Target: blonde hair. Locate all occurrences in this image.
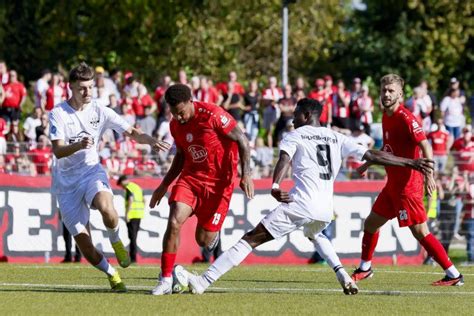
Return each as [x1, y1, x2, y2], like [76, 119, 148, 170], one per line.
[380, 74, 404, 88]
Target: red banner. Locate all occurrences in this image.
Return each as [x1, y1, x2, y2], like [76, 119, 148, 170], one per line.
[0, 174, 422, 265]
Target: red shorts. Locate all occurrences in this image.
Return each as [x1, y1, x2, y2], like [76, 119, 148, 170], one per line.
[169, 177, 234, 232]
[372, 188, 427, 227]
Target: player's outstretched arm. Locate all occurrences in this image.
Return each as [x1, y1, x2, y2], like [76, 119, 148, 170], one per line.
[149, 147, 185, 208]
[225, 126, 254, 199]
[361, 149, 434, 176]
[271, 150, 292, 203]
[51, 137, 94, 159]
[418, 139, 436, 196]
[124, 127, 171, 152]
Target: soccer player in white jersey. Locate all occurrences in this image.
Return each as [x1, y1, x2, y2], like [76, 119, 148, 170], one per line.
[182, 98, 434, 295]
[49, 62, 170, 292]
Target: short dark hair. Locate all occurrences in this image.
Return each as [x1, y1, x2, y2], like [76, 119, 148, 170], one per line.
[69, 62, 95, 83]
[165, 84, 192, 107]
[117, 175, 128, 186]
[296, 98, 322, 117]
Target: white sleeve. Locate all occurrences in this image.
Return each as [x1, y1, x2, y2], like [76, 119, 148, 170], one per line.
[103, 107, 131, 134]
[340, 134, 368, 160]
[278, 132, 298, 159]
[49, 111, 65, 141]
[440, 97, 448, 112]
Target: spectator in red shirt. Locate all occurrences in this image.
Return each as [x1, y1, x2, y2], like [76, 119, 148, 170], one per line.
[216, 71, 245, 103]
[0, 116, 7, 154]
[45, 73, 65, 111]
[1, 70, 27, 123]
[136, 154, 160, 177]
[308, 78, 330, 125]
[195, 76, 219, 104]
[154, 75, 171, 112]
[28, 135, 52, 175]
[427, 118, 452, 173]
[355, 85, 374, 136]
[329, 80, 351, 130]
[132, 85, 156, 119]
[451, 126, 474, 175]
[349, 77, 362, 130]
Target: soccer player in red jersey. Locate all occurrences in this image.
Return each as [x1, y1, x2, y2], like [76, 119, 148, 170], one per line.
[149, 84, 254, 295]
[352, 74, 463, 286]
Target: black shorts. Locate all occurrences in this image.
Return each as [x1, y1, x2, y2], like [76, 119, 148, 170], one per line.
[0, 107, 21, 122]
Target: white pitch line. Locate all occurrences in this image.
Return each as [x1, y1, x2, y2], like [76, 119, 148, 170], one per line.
[0, 282, 473, 296]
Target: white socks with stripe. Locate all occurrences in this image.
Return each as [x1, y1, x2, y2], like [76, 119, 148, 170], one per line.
[94, 255, 116, 277]
[201, 239, 253, 287]
[107, 225, 120, 244]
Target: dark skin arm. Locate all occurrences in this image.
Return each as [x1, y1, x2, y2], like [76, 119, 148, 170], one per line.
[270, 150, 293, 203]
[357, 149, 434, 178]
[225, 125, 254, 199]
[149, 147, 185, 208]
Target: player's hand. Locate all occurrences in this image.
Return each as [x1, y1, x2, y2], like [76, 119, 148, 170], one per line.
[80, 136, 94, 149]
[149, 184, 167, 208]
[240, 174, 254, 199]
[151, 140, 171, 152]
[271, 188, 293, 203]
[425, 174, 436, 197]
[412, 158, 434, 176]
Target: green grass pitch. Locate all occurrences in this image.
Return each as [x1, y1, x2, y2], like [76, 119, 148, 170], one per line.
[1, 263, 474, 315]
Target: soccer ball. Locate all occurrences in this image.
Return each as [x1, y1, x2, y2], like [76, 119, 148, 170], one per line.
[172, 265, 189, 294]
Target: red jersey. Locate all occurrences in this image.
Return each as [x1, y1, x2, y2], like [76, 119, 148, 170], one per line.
[2, 82, 26, 108]
[382, 105, 426, 196]
[216, 82, 245, 96]
[170, 102, 238, 185]
[29, 147, 52, 174]
[427, 130, 449, 156]
[307, 89, 330, 123]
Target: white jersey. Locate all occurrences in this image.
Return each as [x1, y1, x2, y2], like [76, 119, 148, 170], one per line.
[279, 125, 367, 222]
[49, 100, 131, 193]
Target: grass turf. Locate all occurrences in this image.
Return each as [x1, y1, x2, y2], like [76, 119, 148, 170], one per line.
[1, 263, 474, 315]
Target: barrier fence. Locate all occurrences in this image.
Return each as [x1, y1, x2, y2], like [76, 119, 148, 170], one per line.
[0, 175, 424, 265]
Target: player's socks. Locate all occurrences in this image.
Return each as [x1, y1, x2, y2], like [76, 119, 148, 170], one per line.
[106, 225, 120, 244]
[202, 239, 252, 286]
[313, 233, 342, 268]
[360, 230, 379, 269]
[420, 233, 458, 275]
[94, 255, 116, 277]
[161, 252, 176, 278]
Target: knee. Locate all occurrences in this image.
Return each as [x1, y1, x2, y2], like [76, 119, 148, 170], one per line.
[168, 217, 183, 234]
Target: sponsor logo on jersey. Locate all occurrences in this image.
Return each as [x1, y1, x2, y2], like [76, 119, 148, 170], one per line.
[186, 133, 193, 143]
[50, 125, 57, 136]
[412, 120, 423, 134]
[68, 131, 94, 145]
[300, 134, 337, 143]
[188, 145, 208, 163]
[220, 115, 230, 128]
[90, 114, 100, 129]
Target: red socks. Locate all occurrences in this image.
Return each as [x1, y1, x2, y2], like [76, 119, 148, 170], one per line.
[361, 231, 379, 261]
[420, 233, 452, 269]
[161, 252, 176, 277]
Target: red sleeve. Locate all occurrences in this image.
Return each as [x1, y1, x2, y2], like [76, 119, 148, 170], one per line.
[210, 106, 237, 135]
[406, 115, 426, 144]
[141, 94, 154, 107]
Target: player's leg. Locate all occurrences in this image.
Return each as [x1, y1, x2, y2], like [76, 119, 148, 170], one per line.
[187, 204, 302, 294]
[410, 222, 463, 286]
[311, 233, 358, 294]
[152, 201, 193, 295]
[352, 191, 392, 281]
[92, 190, 130, 268]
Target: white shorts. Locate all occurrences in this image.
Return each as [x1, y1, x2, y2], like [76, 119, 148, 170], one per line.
[261, 203, 329, 240]
[57, 168, 112, 236]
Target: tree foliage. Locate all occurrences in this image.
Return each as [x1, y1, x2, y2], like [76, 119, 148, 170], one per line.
[0, 0, 472, 94]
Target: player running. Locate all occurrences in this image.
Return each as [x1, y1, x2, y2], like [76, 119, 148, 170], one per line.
[149, 84, 254, 295]
[181, 98, 434, 295]
[49, 62, 170, 292]
[351, 74, 463, 286]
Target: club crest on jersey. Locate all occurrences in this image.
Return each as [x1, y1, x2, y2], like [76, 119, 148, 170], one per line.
[89, 114, 100, 129]
[383, 144, 393, 153]
[186, 133, 193, 142]
[188, 145, 207, 163]
[220, 115, 230, 127]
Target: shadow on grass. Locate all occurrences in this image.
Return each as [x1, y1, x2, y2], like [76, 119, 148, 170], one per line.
[0, 287, 149, 295]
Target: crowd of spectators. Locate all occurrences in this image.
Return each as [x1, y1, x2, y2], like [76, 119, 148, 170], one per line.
[0, 60, 472, 181]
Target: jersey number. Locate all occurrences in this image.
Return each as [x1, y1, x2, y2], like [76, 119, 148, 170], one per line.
[212, 213, 221, 225]
[316, 144, 332, 180]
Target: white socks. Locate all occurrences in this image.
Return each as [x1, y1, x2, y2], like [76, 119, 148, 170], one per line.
[313, 234, 342, 269]
[107, 225, 120, 244]
[446, 265, 461, 278]
[360, 260, 372, 271]
[94, 255, 116, 277]
[202, 239, 253, 287]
